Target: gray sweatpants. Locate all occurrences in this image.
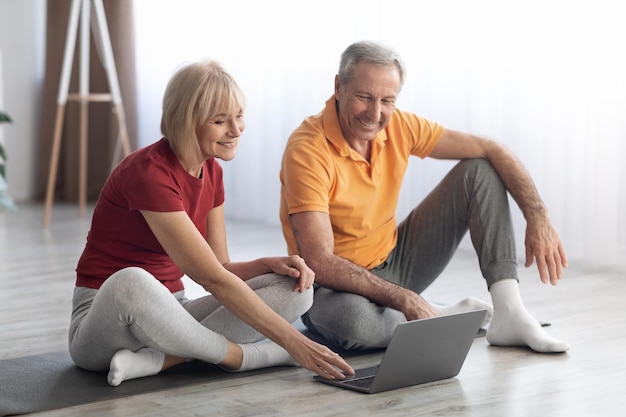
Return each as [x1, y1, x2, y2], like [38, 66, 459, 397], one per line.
[302, 159, 518, 350]
[69, 267, 312, 371]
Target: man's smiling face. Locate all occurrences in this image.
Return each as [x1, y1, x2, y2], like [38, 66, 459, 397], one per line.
[334, 61, 401, 147]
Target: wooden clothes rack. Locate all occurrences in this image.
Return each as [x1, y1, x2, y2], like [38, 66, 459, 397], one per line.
[43, 0, 131, 226]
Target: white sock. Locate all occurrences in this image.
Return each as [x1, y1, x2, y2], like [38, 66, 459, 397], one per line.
[235, 342, 299, 372]
[107, 348, 165, 387]
[486, 279, 570, 353]
[431, 296, 494, 328]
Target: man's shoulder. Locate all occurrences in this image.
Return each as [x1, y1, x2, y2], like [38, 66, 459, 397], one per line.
[389, 108, 423, 127]
[389, 108, 442, 131]
[287, 112, 328, 149]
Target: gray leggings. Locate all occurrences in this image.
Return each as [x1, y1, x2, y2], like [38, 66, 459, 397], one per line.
[69, 267, 312, 371]
[302, 159, 518, 350]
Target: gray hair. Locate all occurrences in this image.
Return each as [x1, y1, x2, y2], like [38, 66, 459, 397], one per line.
[337, 40, 406, 88]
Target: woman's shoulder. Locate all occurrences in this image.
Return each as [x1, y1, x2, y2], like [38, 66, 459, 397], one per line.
[116, 138, 173, 172]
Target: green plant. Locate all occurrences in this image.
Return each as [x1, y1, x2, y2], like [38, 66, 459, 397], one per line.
[0, 110, 17, 212]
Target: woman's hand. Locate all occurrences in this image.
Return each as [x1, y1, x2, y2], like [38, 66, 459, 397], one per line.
[286, 334, 355, 380]
[263, 255, 315, 293]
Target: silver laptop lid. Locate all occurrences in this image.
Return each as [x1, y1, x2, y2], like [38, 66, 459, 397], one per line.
[368, 309, 486, 393]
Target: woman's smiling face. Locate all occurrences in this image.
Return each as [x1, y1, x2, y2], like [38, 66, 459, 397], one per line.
[195, 108, 245, 162]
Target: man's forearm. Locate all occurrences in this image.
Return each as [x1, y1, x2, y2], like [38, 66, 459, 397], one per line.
[314, 254, 435, 320]
[289, 211, 437, 319]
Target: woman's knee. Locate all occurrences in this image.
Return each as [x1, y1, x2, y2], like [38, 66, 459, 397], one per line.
[281, 280, 314, 319]
[100, 267, 158, 294]
[250, 273, 313, 317]
[96, 267, 175, 317]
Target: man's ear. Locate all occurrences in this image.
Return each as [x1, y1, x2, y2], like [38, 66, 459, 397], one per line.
[334, 75, 341, 98]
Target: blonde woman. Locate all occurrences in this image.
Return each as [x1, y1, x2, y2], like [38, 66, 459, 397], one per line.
[69, 60, 353, 386]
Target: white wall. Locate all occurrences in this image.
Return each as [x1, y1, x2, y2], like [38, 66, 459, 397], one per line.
[0, 0, 46, 203]
[0, 0, 624, 267]
[132, 0, 626, 267]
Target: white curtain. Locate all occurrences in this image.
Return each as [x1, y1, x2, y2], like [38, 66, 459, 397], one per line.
[133, 0, 625, 268]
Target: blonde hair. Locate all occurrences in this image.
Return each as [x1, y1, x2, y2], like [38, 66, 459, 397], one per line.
[160, 60, 246, 162]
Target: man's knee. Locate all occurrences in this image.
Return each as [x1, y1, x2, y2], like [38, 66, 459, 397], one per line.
[458, 158, 502, 184]
[305, 291, 400, 350]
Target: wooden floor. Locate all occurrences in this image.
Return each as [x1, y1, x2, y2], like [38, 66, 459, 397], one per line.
[1, 203, 625, 416]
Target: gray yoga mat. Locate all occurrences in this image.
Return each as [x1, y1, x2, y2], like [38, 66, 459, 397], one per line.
[0, 351, 270, 416]
[0, 318, 364, 416]
[0, 330, 364, 416]
[0, 323, 544, 416]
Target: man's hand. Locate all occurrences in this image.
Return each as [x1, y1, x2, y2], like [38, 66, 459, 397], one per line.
[399, 289, 440, 321]
[525, 216, 568, 285]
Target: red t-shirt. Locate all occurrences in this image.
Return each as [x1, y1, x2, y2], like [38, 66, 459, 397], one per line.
[75, 138, 225, 292]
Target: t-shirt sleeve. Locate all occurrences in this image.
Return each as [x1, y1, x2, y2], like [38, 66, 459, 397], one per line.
[397, 111, 444, 158]
[282, 139, 331, 215]
[112, 161, 186, 213]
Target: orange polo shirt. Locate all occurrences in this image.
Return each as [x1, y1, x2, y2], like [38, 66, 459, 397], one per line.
[280, 96, 444, 269]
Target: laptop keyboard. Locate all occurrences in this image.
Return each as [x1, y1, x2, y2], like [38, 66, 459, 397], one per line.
[345, 376, 375, 388]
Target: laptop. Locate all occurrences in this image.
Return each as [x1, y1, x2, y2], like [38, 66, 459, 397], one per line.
[313, 309, 487, 394]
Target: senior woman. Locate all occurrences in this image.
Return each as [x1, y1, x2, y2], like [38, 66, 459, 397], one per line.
[68, 60, 353, 386]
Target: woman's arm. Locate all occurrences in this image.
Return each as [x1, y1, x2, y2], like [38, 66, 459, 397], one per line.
[141, 209, 351, 378]
[205, 205, 314, 292]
